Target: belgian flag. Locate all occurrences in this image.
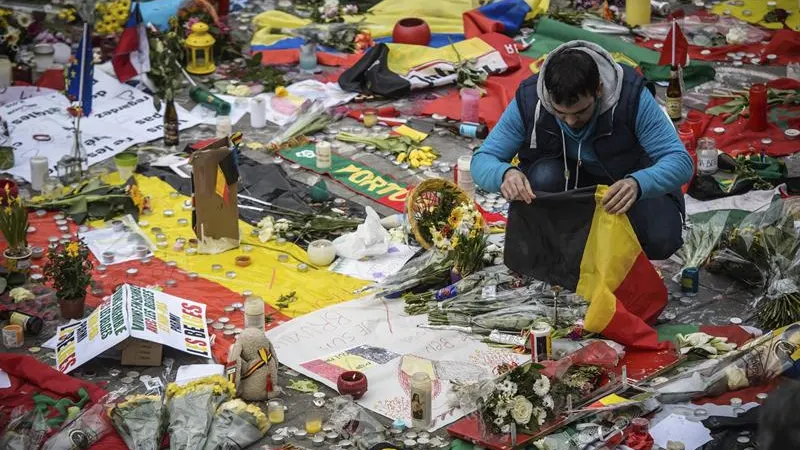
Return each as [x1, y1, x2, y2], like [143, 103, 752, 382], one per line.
[504, 186, 669, 350]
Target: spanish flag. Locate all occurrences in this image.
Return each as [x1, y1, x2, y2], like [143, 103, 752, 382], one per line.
[504, 186, 669, 350]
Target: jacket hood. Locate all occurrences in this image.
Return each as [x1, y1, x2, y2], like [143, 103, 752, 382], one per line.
[536, 40, 623, 118]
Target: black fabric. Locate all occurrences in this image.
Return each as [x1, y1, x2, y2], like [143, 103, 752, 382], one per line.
[503, 187, 597, 289]
[515, 65, 653, 183]
[701, 406, 760, 450]
[524, 157, 684, 260]
[141, 155, 365, 227]
[337, 43, 411, 98]
[218, 151, 239, 186]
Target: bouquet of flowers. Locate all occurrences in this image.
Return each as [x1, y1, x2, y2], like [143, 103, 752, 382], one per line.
[431, 202, 487, 279]
[361, 249, 453, 296]
[336, 133, 440, 169]
[676, 211, 730, 271]
[202, 399, 270, 450]
[480, 364, 556, 434]
[709, 198, 800, 329]
[165, 376, 235, 450]
[403, 266, 516, 315]
[108, 394, 165, 450]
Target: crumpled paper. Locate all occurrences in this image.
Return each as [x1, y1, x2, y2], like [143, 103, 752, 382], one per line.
[333, 207, 389, 259]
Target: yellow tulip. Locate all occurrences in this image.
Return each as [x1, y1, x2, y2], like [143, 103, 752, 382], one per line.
[396, 153, 406, 163]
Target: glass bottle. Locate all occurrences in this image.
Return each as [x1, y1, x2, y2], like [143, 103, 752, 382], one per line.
[697, 137, 718, 175]
[164, 98, 180, 147]
[666, 65, 682, 122]
[299, 42, 318, 71]
[0, 309, 44, 335]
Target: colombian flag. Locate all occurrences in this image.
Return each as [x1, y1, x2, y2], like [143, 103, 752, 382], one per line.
[504, 186, 668, 350]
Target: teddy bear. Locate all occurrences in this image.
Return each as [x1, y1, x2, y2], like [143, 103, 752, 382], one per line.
[227, 328, 280, 401]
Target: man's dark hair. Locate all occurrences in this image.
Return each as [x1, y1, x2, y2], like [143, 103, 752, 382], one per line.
[543, 49, 600, 107]
[759, 380, 800, 449]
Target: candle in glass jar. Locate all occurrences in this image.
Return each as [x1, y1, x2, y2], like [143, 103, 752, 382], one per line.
[307, 239, 336, 266]
[362, 109, 378, 128]
[315, 141, 332, 169]
[697, 137, 718, 175]
[268, 400, 285, 424]
[305, 409, 323, 434]
[244, 296, 265, 330]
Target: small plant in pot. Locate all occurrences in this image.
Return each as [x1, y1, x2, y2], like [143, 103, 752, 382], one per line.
[44, 239, 93, 320]
[0, 180, 31, 286]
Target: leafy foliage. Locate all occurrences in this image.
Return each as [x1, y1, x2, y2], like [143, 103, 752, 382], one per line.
[147, 18, 185, 109]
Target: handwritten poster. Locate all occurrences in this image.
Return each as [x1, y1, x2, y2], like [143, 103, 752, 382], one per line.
[266, 295, 528, 431]
[56, 284, 211, 373]
[0, 70, 202, 181]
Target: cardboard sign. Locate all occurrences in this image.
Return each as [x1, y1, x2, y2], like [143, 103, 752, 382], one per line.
[190, 138, 240, 248]
[55, 284, 211, 373]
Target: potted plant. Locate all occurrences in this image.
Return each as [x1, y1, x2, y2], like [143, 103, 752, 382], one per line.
[0, 179, 31, 285]
[44, 239, 93, 319]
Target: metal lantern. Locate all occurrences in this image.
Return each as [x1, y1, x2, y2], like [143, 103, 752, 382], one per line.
[185, 22, 216, 75]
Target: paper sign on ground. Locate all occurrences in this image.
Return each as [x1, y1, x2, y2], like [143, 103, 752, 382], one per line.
[650, 414, 713, 450]
[0, 70, 202, 181]
[264, 80, 357, 126]
[329, 244, 417, 282]
[56, 284, 211, 373]
[265, 295, 528, 431]
[79, 215, 154, 265]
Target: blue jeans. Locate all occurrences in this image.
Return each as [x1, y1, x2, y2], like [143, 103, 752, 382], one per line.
[525, 158, 684, 260]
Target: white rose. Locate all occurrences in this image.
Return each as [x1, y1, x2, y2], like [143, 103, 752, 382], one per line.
[533, 376, 550, 396]
[258, 226, 273, 243]
[510, 395, 533, 425]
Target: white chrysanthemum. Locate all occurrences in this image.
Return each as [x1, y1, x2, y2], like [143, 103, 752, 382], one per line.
[494, 417, 504, 426]
[500, 380, 518, 396]
[532, 406, 547, 426]
[533, 376, 550, 396]
[542, 395, 554, 410]
[494, 403, 508, 418]
[510, 395, 533, 425]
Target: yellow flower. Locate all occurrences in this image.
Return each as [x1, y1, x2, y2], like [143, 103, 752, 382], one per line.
[448, 207, 464, 228]
[0, 9, 11, 17]
[275, 86, 288, 97]
[450, 235, 459, 249]
[65, 241, 80, 258]
[3, 206, 10, 215]
[396, 153, 406, 163]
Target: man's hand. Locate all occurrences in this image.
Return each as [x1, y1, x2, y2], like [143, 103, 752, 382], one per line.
[501, 169, 535, 204]
[603, 178, 639, 214]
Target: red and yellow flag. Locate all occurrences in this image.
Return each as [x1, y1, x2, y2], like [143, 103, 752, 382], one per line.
[504, 186, 668, 350]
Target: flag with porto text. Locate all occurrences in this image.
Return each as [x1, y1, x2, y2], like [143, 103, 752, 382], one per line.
[504, 186, 669, 350]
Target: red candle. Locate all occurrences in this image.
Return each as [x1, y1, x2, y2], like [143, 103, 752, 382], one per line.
[686, 110, 704, 142]
[217, 0, 230, 16]
[748, 83, 768, 132]
[678, 124, 696, 152]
